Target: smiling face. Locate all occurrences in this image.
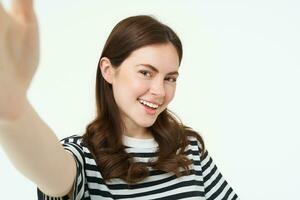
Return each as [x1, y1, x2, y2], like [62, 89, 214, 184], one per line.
[100, 43, 180, 138]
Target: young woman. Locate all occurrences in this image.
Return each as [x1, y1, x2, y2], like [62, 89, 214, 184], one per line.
[0, 1, 239, 199]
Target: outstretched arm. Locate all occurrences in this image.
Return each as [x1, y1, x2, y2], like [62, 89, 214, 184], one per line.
[0, 0, 76, 197]
[0, 0, 38, 121]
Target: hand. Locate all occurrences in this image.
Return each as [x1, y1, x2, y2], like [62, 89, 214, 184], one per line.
[0, 0, 39, 121]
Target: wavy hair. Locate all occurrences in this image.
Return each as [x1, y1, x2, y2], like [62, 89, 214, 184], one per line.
[82, 15, 205, 184]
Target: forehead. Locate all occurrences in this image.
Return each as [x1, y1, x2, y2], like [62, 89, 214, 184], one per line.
[122, 43, 180, 72]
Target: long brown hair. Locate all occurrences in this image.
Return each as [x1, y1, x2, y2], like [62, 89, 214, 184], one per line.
[82, 15, 205, 184]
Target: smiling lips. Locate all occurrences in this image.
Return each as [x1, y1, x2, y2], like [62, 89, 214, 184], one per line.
[138, 98, 161, 109]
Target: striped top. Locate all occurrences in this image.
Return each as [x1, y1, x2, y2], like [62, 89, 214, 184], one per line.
[37, 134, 239, 200]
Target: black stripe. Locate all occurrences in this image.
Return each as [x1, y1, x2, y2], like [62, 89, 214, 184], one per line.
[128, 152, 158, 157]
[86, 175, 105, 184]
[222, 187, 233, 200]
[207, 180, 227, 200]
[204, 164, 217, 182]
[112, 180, 204, 199]
[189, 140, 198, 146]
[232, 193, 239, 200]
[36, 188, 44, 200]
[84, 152, 94, 159]
[88, 189, 114, 198]
[202, 155, 212, 172]
[153, 191, 205, 200]
[205, 172, 222, 193]
[126, 148, 200, 158]
[107, 169, 203, 190]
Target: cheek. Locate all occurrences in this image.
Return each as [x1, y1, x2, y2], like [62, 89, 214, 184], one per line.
[165, 85, 176, 103]
[116, 73, 141, 92]
[131, 79, 149, 94]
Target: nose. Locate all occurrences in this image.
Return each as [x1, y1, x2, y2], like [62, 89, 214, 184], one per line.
[150, 78, 165, 97]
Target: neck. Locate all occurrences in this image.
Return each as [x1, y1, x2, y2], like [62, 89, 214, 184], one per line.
[124, 129, 153, 139]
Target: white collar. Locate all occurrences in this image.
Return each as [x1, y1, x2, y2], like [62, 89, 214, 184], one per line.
[122, 134, 158, 148]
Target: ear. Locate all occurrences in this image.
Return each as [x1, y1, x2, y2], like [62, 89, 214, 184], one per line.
[99, 57, 115, 84]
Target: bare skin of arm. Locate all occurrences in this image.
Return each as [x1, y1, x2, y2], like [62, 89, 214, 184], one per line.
[0, 0, 76, 197]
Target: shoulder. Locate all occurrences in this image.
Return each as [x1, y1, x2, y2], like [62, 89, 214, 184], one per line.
[60, 134, 83, 144]
[59, 134, 86, 161]
[187, 135, 204, 151]
[59, 134, 94, 162]
[60, 134, 83, 149]
[182, 125, 206, 153]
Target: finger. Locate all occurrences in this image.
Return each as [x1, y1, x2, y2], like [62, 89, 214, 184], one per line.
[0, 2, 4, 13]
[12, 0, 34, 12]
[0, 3, 8, 34]
[0, 2, 8, 20]
[10, 0, 36, 23]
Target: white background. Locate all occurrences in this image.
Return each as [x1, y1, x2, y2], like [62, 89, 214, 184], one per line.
[0, 0, 299, 199]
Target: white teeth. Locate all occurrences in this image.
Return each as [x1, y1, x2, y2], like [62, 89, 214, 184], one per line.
[138, 99, 159, 109]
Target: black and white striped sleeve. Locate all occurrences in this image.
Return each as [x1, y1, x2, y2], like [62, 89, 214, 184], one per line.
[200, 149, 239, 200]
[37, 135, 86, 200]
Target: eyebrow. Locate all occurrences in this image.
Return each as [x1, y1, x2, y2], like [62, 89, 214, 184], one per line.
[136, 64, 179, 76]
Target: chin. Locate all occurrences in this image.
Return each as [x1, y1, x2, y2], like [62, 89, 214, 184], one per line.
[137, 119, 157, 128]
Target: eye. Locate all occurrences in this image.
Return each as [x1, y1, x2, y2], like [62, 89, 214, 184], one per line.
[139, 70, 151, 77]
[165, 76, 177, 83]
